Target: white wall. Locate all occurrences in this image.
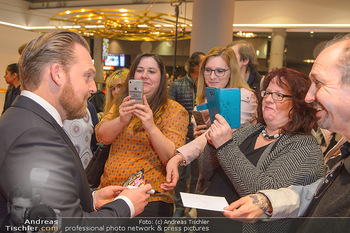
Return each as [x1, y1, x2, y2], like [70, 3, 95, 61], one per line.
[234, 0, 350, 25]
[0, 25, 40, 114]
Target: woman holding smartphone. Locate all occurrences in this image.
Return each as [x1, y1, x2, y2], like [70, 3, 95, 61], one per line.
[95, 53, 188, 217]
[198, 68, 324, 232]
[162, 46, 257, 191]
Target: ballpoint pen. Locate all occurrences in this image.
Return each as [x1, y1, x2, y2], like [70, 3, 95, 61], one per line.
[126, 185, 160, 194]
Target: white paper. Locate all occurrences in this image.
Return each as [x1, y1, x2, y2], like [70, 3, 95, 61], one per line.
[180, 192, 229, 212]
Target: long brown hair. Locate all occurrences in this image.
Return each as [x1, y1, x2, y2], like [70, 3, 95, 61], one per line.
[112, 53, 168, 132]
[196, 46, 251, 105]
[257, 67, 316, 134]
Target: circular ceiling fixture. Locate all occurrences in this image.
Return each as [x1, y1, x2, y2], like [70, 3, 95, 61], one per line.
[234, 31, 257, 38]
[50, 8, 192, 41]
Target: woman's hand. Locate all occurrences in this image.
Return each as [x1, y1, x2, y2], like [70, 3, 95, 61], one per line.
[206, 114, 233, 148]
[161, 153, 183, 191]
[132, 95, 155, 132]
[194, 124, 208, 138]
[119, 96, 136, 124]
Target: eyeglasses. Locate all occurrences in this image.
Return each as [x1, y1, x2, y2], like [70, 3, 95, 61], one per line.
[261, 91, 292, 101]
[203, 68, 229, 77]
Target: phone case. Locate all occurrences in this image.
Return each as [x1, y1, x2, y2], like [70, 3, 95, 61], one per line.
[192, 111, 206, 126]
[205, 87, 241, 129]
[129, 80, 143, 104]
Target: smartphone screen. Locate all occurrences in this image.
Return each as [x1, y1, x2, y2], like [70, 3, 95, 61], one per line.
[129, 80, 143, 104]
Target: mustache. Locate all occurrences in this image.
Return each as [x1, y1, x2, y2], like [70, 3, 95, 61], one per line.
[310, 101, 324, 111]
[311, 101, 320, 107]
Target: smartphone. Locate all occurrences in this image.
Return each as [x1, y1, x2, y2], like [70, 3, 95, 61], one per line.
[129, 80, 143, 104]
[193, 110, 206, 126]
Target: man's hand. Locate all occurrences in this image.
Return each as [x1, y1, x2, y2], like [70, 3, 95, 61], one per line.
[222, 194, 272, 223]
[94, 186, 127, 210]
[119, 184, 152, 217]
[160, 153, 183, 191]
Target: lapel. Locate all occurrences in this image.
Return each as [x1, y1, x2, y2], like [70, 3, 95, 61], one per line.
[13, 96, 94, 210]
[13, 96, 80, 160]
[256, 135, 283, 169]
[233, 124, 281, 168]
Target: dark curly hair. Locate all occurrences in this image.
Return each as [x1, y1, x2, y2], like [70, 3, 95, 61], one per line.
[257, 67, 316, 135]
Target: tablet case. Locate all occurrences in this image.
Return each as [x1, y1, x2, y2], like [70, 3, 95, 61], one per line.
[196, 88, 241, 129]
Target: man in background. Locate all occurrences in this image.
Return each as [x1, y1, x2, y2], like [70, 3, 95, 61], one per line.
[168, 51, 205, 217]
[227, 40, 262, 95]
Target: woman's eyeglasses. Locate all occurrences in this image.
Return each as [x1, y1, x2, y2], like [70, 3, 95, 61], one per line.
[203, 68, 229, 77]
[261, 91, 292, 101]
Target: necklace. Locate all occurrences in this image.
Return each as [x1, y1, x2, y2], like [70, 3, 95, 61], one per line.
[261, 126, 282, 139]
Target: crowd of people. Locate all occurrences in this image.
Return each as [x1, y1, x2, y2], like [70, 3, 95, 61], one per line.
[1, 30, 350, 233]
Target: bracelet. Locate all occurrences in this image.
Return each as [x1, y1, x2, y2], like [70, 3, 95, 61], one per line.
[176, 152, 186, 166]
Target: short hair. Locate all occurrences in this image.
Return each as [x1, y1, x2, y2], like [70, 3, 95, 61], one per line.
[257, 67, 316, 135]
[18, 31, 90, 91]
[8, 184, 35, 205]
[196, 46, 251, 105]
[324, 33, 350, 85]
[185, 51, 205, 74]
[112, 53, 168, 132]
[104, 68, 129, 114]
[7, 63, 19, 75]
[227, 40, 259, 72]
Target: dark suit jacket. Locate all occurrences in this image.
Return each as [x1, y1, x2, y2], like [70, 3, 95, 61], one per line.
[0, 95, 130, 218]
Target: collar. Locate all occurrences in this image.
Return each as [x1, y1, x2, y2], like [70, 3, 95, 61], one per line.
[186, 74, 195, 85]
[21, 90, 63, 127]
[340, 141, 350, 173]
[340, 141, 350, 158]
[246, 71, 255, 86]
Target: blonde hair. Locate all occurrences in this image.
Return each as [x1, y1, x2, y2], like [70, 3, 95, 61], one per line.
[104, 68, 129, 114]
[196, 46, 252, 105]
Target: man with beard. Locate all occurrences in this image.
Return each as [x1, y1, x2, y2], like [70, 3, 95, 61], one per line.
[0, 31, 151, 220]
[221, 34, 350, 231]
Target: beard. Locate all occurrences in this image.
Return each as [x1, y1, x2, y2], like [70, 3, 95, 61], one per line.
[316, 111, 332, 130]
[59, 76, 87, 120]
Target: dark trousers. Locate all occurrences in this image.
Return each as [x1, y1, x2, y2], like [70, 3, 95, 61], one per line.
[137, 201, 173, 218]
[173, 159, 199, 216]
